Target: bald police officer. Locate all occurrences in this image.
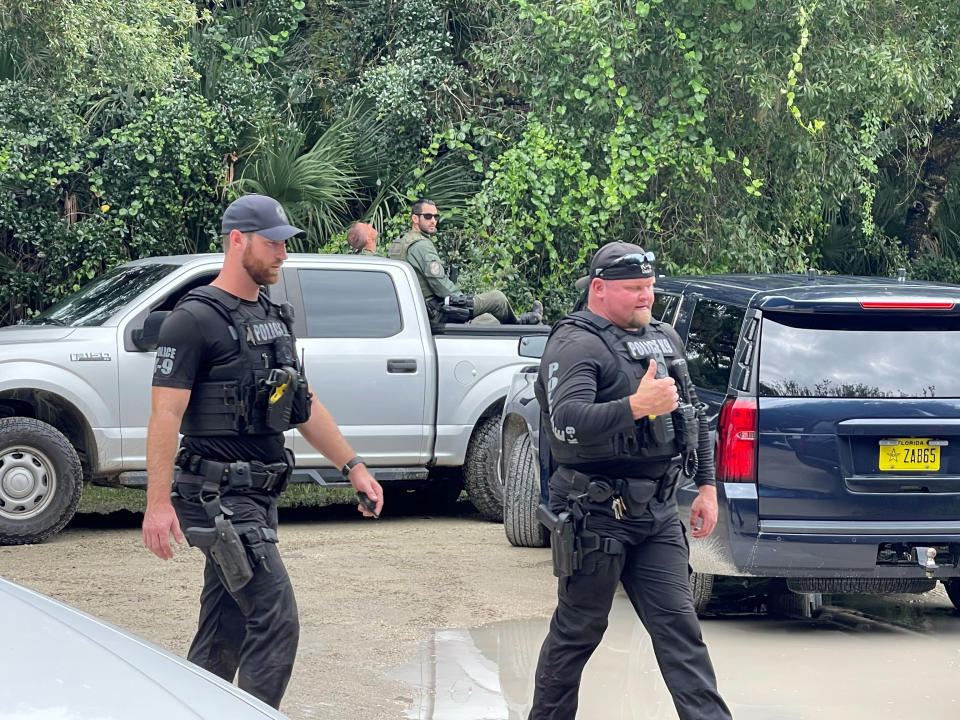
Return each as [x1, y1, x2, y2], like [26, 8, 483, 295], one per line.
[387, 198, 542, 327]
[528, 242, 731, 720]
[346, 221, 378, 255]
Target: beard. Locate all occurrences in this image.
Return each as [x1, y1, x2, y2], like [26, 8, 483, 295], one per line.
[241, 243, 280, 285]
[624, 307, 651, 330]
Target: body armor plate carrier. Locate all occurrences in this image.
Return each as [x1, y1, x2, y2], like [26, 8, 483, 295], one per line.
[178, 286, 312, 436]
[542, 311, 688, 467]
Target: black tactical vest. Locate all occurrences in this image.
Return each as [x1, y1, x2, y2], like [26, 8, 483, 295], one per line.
[178, 286, 311, 436]
[541, 311, 684, 468]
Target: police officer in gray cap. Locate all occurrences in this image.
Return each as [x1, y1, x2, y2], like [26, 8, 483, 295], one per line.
[529, 242, 731, 720]
[142, 194, 384, 709]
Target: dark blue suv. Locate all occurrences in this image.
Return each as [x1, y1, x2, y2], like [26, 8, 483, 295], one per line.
[500, 273, 960, 614]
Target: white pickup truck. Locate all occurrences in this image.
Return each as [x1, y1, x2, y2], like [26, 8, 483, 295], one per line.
[0, 253, 549, 544]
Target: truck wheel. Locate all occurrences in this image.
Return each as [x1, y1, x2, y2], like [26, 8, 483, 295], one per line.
[463, 416, 503, 521]
[504, 433, 548, 548]
[690, 571, 714, 615]
[0, 417, 83, 545]
[943, 579, 960, 610]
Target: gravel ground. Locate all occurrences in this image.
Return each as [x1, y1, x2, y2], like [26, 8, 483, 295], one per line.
[0, 501, 558, 719]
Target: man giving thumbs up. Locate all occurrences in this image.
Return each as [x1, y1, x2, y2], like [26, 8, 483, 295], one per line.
[528, 242, 730, 720]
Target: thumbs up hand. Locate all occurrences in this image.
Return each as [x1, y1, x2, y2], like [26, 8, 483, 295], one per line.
[628, 359, 679, 419]
[644, 358, 658, 380]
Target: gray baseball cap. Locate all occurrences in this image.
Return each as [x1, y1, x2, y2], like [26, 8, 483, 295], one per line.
[221, 194, 304, 242]
[575, 242, 656, 289]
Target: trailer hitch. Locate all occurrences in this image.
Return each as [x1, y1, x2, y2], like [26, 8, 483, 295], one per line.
[911, 546, 938, 579]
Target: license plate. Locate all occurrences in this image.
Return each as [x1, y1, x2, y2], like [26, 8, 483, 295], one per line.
[878, 438, 940, 471]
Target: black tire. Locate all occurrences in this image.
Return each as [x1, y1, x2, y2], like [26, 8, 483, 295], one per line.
[504, 433, 548, 548]
[788, 577, 936, 594]
[0, 417, 83, 545]
[943, 579, 960, 610]
[463, 416, 504, 521]
[690, 571, 714, 615]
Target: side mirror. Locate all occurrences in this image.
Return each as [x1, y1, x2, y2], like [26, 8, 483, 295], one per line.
[518, 334, 548, 359]
[131, 310, 169, 352]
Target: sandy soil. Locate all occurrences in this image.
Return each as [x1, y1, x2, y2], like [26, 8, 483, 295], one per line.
[0, 502, 558, 720]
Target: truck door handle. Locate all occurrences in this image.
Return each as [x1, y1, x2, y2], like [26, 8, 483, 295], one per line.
[387, 359, 418, 373]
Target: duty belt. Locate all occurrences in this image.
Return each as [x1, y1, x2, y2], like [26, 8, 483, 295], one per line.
[568, 464, 680, 505]
[176, 449, 290, 493]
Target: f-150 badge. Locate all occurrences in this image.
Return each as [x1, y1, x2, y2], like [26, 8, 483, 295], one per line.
[70, 352, 112, 362]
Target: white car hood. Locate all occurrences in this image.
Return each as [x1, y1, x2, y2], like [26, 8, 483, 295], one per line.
[0, 579, 288, 720]
[0, 326, 77, 345]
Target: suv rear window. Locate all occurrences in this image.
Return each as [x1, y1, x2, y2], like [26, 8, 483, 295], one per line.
[759, 312, 960, 398]
[686, 300, 745, 393]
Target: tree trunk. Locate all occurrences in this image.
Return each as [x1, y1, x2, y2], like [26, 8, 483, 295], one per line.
[903, 114, 960, 259]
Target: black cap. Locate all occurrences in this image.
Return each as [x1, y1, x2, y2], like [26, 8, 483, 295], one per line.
[221, 194, 304, 242]
[575, 242, 655, 289]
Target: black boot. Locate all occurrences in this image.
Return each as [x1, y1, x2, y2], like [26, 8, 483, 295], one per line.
[517, 300, 543, 325]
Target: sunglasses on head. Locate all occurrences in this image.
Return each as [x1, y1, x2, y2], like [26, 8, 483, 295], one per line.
[417, 212, 440, 221]
[595, 251, 656, 278]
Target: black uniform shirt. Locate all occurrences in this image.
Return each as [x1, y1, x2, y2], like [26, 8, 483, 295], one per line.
[540, 310, 715, 487]
[152, 295, 287, 464]
[539, 318, 637, 450]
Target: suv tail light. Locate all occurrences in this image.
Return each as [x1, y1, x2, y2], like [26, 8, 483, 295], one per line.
[717, 397, 757, 482]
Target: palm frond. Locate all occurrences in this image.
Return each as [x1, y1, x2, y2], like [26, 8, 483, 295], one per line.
[363, 148, 479, 215]
[236, 127, 360, 251]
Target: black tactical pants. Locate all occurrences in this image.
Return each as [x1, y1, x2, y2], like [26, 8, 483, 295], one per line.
[529, 500, 731, 720]
[173, 475, 299, 709]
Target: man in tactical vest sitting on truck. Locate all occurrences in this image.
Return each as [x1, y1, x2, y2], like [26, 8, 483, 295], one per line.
[387, 198, 543, 328]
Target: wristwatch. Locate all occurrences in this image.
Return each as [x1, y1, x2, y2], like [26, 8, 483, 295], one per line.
[340, 455, 366, 479]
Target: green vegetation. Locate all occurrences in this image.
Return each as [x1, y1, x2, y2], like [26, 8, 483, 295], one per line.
[78, 486, 148, 515]
[4, 0, 960, 325]
[77, 483, 357, 515]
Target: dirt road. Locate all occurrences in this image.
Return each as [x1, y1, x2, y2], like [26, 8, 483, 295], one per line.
[5, 501, 957, 720]
[0, 502, 557, 720]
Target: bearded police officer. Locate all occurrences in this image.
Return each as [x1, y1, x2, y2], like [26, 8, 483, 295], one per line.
[387, 198, 542, 327]
[142, 194, 383, 710]
[529, 243, 731, 720]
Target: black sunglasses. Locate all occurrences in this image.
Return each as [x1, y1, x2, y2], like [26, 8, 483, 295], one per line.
[417, 213, 440, 221]
[595, 251, 656, 278]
